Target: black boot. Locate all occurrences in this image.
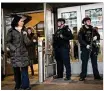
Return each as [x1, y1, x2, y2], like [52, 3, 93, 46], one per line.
[79, 77, 85, 81]
[64, 77, 71, 81]
[24, 87, 31, 90]
[14, 87, 20, 90]
[20, 87, 31, 90]
[94, 76, 103, 80]
[53, 75, 63, 79]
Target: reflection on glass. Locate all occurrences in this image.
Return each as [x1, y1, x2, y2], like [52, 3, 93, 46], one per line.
[5, 17, 12, 34]
[85, 8, 103, 29]
[5, 17, 12, 25]
[6, 25, 11, 34]
[61, 11, 77, 30]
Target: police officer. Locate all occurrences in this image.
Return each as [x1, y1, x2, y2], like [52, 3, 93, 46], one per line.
[53, 18, 73, 80]
[78, 17, 102, 81]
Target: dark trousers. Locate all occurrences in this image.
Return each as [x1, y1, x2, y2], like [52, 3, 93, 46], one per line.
[30, 64, 34, 75]
[80, 47, 100, 78]
[13, 66, 30, 89]
[54, 46, 71, 78]
[74, 44, 78, 59]
[1, 66, 5, 81]
[29, 60, 34, 75]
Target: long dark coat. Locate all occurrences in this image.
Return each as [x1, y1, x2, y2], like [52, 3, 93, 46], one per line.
[6, 28, 31, 67]
[27, 33, 37, 64]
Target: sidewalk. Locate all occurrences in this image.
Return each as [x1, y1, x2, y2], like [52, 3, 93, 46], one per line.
[1, 75, 103, 90]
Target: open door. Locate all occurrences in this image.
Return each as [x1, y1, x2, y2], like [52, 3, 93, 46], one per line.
[3, 14, 14, 75]
[44, 3, 57, 80]
[1, 8, 6, 76]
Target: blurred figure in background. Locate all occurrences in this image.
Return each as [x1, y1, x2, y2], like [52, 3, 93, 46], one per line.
[73, 27, 78, 60]
[27, 27, 37, 76]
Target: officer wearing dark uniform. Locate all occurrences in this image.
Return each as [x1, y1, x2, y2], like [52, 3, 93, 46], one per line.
[53, 18, 73, 80]
[78, 17, 102, 81]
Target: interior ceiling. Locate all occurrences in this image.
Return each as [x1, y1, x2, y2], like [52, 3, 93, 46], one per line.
[1, 3, 44, 13]
[48, 3, 96, 8]
[1, 3, 97, 13]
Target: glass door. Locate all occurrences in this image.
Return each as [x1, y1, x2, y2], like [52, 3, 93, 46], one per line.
[81, 3, 103, 74]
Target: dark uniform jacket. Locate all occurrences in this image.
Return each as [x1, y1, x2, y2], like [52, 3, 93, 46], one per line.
[53, 25, 73, 48]
[78, 25, 100, 49]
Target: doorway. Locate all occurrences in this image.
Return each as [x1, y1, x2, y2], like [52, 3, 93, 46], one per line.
[43, 3, 103, 83]
[2, 10, 44, 84]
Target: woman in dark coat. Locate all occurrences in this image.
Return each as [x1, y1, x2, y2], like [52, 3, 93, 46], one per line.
[27, 27, 37, 76]
[6, 14, 32, 90]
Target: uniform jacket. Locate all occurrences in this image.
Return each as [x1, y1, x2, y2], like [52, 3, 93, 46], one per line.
[78, 25, 100, 48]
[53, 25, 73, 48]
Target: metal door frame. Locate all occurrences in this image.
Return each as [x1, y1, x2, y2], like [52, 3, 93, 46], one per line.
[44, 3, 57, 80]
